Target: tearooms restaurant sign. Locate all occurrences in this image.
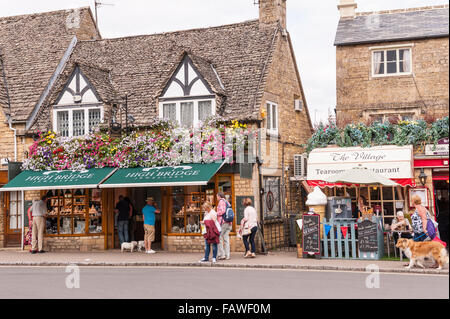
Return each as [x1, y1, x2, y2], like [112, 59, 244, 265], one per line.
[307, 145, 413, 180]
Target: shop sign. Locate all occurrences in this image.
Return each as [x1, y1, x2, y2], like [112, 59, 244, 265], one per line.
[307, 145, 413, 180]
[425, 138, 449, 156]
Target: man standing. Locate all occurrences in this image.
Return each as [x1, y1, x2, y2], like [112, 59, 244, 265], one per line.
[142, 197, 160, 254]
[114, 195, 132, 246]
[216, 192, 232, 260]
[30, 195, 48, 254]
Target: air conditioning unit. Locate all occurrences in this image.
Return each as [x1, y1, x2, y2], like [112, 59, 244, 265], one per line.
[293, 154, 307, 179]
[294, 99, 303, 111]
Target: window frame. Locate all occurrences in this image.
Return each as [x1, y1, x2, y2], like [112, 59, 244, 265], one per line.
[266, 101, 279, 136]
[53, 104, 104, 137]
[371, 45, 413, 78]
[158, 98, 216, 127]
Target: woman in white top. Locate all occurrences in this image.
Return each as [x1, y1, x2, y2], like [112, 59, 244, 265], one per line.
[241, 197, 258, 258]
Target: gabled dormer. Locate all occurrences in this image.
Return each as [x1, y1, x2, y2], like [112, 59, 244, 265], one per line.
[158, 53, 225, 127]
[52, 65, 104, 137]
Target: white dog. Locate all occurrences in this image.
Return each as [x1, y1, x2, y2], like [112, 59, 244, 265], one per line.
[121, 241, 138, 253]
[137, 241, 145, 252]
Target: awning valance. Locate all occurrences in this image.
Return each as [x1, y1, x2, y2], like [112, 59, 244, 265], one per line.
[99, 162, 225, 188]
[0, 168, 117, 192]
[307, 178, 416, 188]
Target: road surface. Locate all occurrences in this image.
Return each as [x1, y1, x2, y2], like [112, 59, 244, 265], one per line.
[0, 266, 447, 299]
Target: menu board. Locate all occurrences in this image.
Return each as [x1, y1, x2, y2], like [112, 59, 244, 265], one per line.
[302, 214, 321, 255]
[358, 219, 378, 252]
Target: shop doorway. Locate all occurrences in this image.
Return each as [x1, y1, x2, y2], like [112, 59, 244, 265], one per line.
[434, 179, 449, 247]
[128, 188, 162, 250]
[3, 192, 22, 247]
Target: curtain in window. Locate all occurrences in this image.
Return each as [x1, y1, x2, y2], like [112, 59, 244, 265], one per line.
[373, 51, 383, 75]
[57, 111, 69, 137]
[180, 102, 194, 127]
[400, 49, 411, 73]
[73, 110, 85, 136]
[198, 100, 212, 122]
[88, 109, 101, 132]
[163, 103, 177, 121]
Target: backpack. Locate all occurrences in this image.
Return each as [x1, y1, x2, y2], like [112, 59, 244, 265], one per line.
[222, 201, 234, 223]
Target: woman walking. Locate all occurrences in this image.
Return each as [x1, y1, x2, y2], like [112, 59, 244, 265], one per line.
[199, 202, 220, 263]
[241, 198, 258, 258]
[410, 195, 429, 242]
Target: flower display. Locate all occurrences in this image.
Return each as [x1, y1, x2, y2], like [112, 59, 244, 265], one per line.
[23, 119, 258, 171]
[305, 116, 449, 153]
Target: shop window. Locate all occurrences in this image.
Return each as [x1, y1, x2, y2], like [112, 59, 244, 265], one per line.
[167, 175, 234, 234]
[263, 176, 281, 219]
[8, 191, 22, 231]
[45, 188, 103, 235]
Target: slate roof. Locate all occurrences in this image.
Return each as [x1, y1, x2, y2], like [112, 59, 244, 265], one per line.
[335, 6, 449, 46]
[30, 19, 279, 130]
[0, 7, 99, 121]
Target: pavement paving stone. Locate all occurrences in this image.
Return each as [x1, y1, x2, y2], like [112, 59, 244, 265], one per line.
[0, 249, 448, 275]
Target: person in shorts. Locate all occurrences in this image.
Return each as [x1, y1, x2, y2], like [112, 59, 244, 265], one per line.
[142, 197, 160, 254]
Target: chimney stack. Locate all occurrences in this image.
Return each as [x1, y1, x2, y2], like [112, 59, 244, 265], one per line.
[259, 0, 287, 30]
[338, 0, 357, 19]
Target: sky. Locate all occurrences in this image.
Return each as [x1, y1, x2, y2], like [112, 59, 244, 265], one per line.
[1, 0, 447, 125]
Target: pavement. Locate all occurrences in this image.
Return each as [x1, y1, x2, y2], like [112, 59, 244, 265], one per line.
[0, 248, 448, 275]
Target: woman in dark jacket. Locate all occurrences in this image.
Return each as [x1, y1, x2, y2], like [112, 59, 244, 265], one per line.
[199, 202, 220, 263]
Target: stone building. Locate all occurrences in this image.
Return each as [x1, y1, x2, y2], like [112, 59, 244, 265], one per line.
[335, 1, 449, 125]
[0, 0, 313, 251]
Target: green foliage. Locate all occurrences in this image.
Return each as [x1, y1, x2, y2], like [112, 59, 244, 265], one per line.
[304, 116, 449, 153]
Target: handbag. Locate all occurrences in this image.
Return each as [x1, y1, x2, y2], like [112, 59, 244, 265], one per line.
[242, 222, 252, 236]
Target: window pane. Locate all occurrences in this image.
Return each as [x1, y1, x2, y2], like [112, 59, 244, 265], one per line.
[399, 49, 411, 73]
[382, 187, 393, 200]
[180, 102, 194, 127]
[57, 111, 69, 137]
[198, 100, 212, 121]
[373, 51, 384, 75]
[386, 50, 397, 62]
[272, 104, 277, 130]
[387, 62, 397, 74]
[73, 110, 85, 136]
[88, 109, 101, 132]
[163, 103, 176, 122]
[263, 176, 281, 219]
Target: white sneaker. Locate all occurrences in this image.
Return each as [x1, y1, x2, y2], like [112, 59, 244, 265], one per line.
[199, 258, 208, 263]
[147, 250, 156, 254]
[212, 258, 217, 263]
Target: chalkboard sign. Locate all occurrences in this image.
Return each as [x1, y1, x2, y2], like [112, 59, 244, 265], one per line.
[302, 213, 321, 256]
[235, 196, 254, 225]
[358, 219, 378, 252]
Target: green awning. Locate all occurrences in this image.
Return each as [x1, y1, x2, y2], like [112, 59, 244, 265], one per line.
[0, 168, 117, 192]
[99, 162, 225, 188]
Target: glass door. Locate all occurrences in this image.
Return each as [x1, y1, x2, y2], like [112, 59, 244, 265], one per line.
[5, 191, 22, 247]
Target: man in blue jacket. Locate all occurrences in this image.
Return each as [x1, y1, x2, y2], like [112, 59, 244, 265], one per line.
[142, 197, 160, 254]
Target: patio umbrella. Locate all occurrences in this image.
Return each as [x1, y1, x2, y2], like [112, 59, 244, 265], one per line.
[324, 166, 398, 186]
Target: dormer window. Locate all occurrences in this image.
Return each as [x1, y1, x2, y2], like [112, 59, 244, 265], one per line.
[52, 66, 104, 137]
[159, 54, 218, 127]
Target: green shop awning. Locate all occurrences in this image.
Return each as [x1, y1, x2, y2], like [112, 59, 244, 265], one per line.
[0, 168, 117, 192]
[99, 162, 225, 188]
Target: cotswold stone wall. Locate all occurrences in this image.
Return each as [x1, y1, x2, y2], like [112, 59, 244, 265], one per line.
[43, 235, 105, 252]
[163, 235, 245, 253]
[336, 37, 449, 125]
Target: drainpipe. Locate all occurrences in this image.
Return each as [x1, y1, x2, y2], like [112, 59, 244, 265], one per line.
[7, 116, 17, 162]
[256, 120, 267, 254]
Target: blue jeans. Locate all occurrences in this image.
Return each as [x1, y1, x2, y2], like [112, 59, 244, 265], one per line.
[204, 239, 218, 261]
[243, 226, 258, 253]
[118, 220, 129, 245]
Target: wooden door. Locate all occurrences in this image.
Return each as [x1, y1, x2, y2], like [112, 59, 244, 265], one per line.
[4, 191, 22, 247]
[103, 189, 115, 249]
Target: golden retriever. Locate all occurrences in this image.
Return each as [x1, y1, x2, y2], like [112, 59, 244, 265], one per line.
[396, 238, 449, 270]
